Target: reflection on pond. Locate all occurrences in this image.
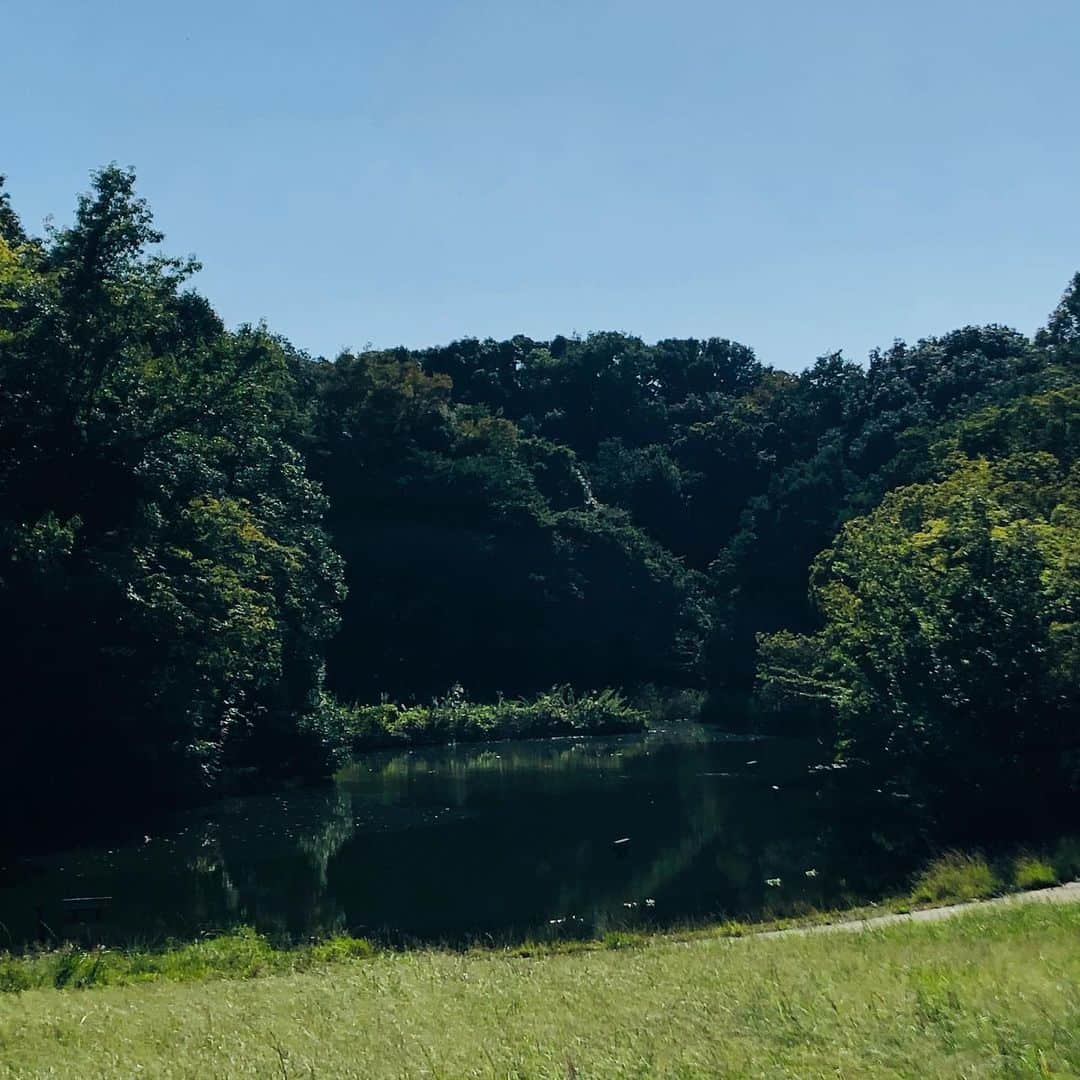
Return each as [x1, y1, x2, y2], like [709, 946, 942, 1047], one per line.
[0, 725, 918, 948]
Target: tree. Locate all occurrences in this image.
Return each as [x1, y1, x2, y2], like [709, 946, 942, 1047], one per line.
[758, 439, 1080, 833]
[310, 348, 703, 700]
[0, 167, 344, 840]
[1036, 271, 1080, 363]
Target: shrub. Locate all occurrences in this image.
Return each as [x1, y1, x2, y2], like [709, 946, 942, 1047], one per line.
[1051, 836, 1080, 882]
[1010, 855, 1059, 891]
[910, 853, 1000, 904]
[629, 684, 706, 722]
[0, 963, 33, 993]
[310, 937, 375, 964]
[155, 927, 278, 981]
[338, 685, 646, 751]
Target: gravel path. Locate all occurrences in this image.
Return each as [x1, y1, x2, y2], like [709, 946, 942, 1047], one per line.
[755, 880, 1080, 939]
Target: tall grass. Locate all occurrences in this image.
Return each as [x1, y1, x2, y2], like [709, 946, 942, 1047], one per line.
[1, 903, 1076, 1077]
[0, 928, 377, 994]
[907, 840, 1080, 907]
[910, 852, 1001, 904]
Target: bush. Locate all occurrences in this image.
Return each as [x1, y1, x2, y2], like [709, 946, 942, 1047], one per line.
[310, 937, 375, 964]
[1010, 855, 1059, 891]
[601, 931, 647, 951]
[910, 853, 1000, 905]
[628, 685, 706, 722]
[1052, 837, 1080, 882]
[338, 685, 646, 751]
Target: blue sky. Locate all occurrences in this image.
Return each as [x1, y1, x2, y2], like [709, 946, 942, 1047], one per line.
[6, 0, 1079, 370]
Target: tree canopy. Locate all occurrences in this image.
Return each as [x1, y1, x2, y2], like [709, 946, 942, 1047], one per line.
[2, 168, 1077, 845]
[0, 169, 343, 837]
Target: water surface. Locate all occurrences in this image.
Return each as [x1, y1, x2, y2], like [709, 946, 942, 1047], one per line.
[1, 725, 912, 947]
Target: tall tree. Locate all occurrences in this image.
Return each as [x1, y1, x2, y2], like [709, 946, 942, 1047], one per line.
[0, 168, 344, 839]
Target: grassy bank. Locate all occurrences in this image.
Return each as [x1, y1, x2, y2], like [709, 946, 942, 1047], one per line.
[1, 902, 1077, 1077]
[3, 846, 1078, 995]
[333, 685, 647, 752]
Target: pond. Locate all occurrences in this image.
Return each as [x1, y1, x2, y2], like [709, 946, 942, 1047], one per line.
[0, 724, 916, 948]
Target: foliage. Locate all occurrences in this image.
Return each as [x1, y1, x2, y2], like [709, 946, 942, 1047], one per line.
[310, 347, 703, 701]
[1010, 855, 1059, 891]
[1036, 271, 1080, 364]
[0, 169, 344, 836]
[337, 685, 646, 751]
[626, 684, 706, 722]
[909, 853, 1001, 904]
[1052, 837, 1080, 882]
[4, 167, 1080, 847]
[757, 389, 1080, 826]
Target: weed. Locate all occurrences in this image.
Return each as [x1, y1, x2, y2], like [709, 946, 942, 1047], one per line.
[1011, 854, 1059, 891]
[910, 852, 1000, 904]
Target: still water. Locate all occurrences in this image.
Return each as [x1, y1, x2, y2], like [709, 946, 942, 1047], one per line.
[1, 725, 913, 947]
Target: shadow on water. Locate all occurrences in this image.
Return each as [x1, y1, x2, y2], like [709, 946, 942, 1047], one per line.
[0, 725, 924, 949]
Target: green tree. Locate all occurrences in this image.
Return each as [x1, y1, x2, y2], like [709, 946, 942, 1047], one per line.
[0, 168, 344, 839]
[1036, 272, 1080, 365]
[310, 348, 702, 700]
[758, 445, 1079, 829]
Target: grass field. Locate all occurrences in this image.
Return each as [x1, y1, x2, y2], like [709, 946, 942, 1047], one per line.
[1, 901, 1076, 1078]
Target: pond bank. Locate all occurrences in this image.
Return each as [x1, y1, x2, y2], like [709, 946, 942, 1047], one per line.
[2, 899, 1077, 1077]
[4, 725, 1076, 953]
[3, 862, 1078, 994]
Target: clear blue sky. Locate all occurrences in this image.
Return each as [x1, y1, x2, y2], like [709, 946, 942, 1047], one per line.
[6, 0, 1079, 370]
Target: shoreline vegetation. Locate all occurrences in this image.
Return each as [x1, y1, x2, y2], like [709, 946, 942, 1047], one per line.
[318, 684, 708, 757]
[3, 846, 1076, 995]
[327, 685, 650, 754]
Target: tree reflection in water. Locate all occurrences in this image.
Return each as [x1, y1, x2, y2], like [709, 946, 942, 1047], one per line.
[2, 726, 921, 947]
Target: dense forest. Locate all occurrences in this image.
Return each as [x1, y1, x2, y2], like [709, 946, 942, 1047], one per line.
[2, 168, 1077, 846]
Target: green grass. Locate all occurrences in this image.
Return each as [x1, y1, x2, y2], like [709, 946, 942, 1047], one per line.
[904, 843, 1079, 907]
[909, 851, 1002, 904]
[0, 928, 378, 994]
[1011, 854, 1059, 892]
[1, 902, 1077, 1077]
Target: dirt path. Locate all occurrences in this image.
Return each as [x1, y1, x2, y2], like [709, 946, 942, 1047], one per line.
[754, 880, 1080, 940]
